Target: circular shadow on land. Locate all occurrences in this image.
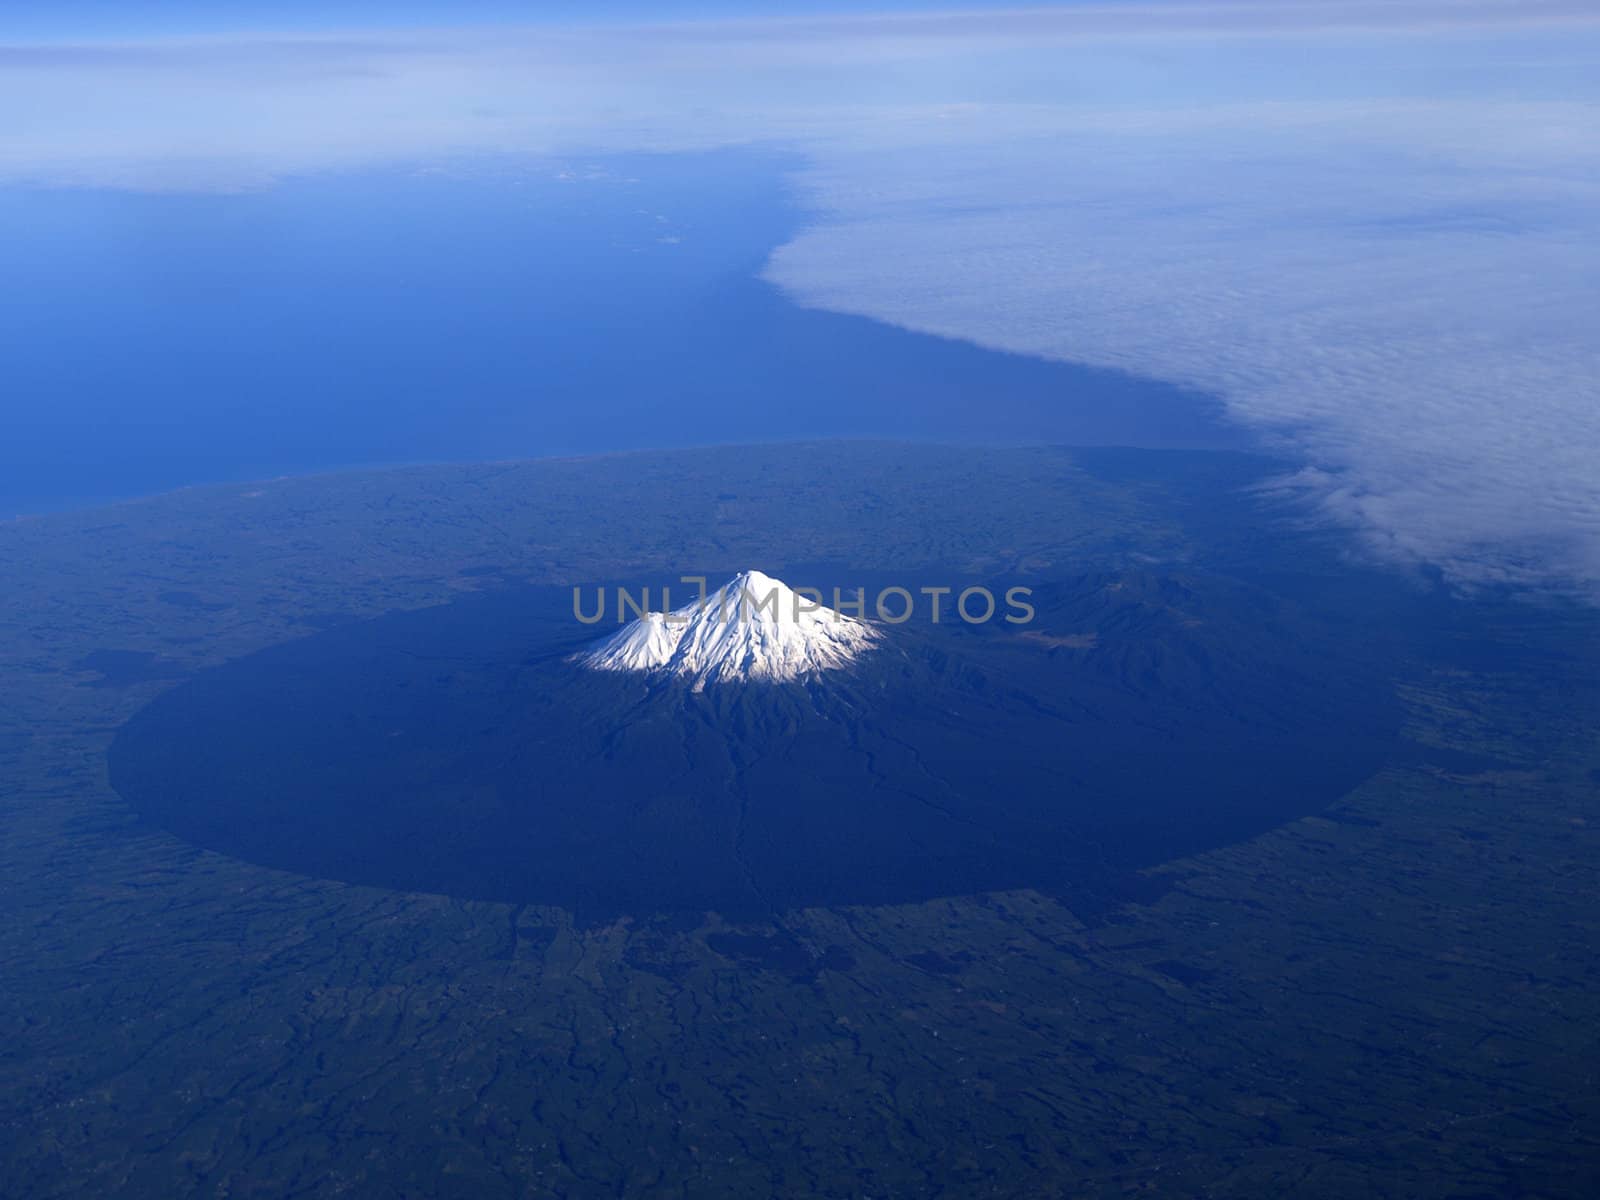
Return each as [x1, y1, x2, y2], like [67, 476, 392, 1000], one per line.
[109, 575, 1402, 922]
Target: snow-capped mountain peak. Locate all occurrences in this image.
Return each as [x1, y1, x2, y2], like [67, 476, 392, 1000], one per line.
[573, 570, 879, 688]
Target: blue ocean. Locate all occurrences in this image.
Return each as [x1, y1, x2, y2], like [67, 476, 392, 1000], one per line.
[0, 149, 1243, 515]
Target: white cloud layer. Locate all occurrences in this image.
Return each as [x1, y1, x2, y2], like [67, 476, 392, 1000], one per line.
[767, 101, 1600, 590]
[5, 1, 1600, 589]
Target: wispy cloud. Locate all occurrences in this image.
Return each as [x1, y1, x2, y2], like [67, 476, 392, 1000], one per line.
[4, 1, 1600, 589]
[7, 1, 1599, 188]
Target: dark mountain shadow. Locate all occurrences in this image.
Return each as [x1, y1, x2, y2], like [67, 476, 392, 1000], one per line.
[109, 575, 1401, 923]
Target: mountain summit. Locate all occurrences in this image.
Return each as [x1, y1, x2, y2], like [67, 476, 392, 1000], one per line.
[574, 570, 879, 689]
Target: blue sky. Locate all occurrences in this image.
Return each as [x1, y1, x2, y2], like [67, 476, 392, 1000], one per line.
[0, 0, 1041, 37]
[4, 1, 1599, 589]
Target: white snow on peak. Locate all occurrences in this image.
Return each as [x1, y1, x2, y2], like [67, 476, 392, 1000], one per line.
[573, 570, 879, 689]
